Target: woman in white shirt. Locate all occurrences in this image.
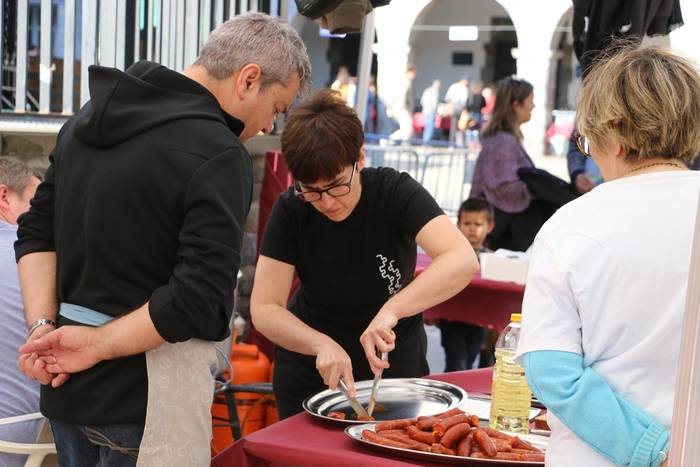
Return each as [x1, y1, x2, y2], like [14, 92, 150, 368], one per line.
[516, 44, 700, 467]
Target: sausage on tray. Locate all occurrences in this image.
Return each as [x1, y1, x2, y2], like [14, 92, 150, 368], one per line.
[472, 451, 545, 461]
[416, 417, 440, 431]
[430, 443, 455, 456]
[434, 408, 464, 419]
[470, 415, 480, 428]
[380, 433, 414, 444]
[361, 430, 411, 449]
[473, 428, 498, 457]
[406, 425, 437, 444]
[492, 438, 514, 452]
[433, 414, 472, 438]
[484, 427, 513, 440]
[512, 436, 543, 452]
[456, 432, 473, 457]
[375, 419, 415, 431]
[440, 423, 471, 448]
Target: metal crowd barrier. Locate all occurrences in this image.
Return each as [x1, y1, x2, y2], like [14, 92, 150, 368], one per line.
[364, 142, 479, 216]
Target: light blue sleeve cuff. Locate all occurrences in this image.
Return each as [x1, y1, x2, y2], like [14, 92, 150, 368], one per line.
[630, 422, 669, 467]
[524, 350, 670, 467]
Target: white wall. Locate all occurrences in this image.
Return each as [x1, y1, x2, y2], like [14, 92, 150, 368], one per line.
[410, 0, 510, 98]
[670, 0, 700, 67]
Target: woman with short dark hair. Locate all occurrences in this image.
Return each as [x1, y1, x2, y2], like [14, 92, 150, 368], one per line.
[251, 89, 479, 418]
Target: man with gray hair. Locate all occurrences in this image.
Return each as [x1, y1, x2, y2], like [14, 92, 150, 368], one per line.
[16, 12, 310, 466]
[0, 158, 42, 467]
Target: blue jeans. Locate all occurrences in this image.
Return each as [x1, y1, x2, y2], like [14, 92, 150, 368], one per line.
[50, 420, 144, 467]
[440, 321, 485, 372]
[422, 112, 436, 143]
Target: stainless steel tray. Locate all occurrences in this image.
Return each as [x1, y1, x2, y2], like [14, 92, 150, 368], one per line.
[303, 377, 467, 425]
[346, 423, 547, 465]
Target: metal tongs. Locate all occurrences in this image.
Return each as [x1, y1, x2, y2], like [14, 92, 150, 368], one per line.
[338, 377, 370, 419]
[367, 351, 389, 417]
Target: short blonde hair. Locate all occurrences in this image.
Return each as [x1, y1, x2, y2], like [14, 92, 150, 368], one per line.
[576, 43, 700, 164]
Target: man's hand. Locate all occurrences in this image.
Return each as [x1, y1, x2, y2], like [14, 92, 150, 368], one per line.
[19, 325, 107, 387]
[360, 309, 398, 375]
[574, 173, 595, 194]
[18, 324, 58, 385]
[315, 336, 355, 396]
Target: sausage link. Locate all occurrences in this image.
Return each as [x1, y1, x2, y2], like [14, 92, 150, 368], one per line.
[492, 438, 513, 451]
[473, 428, 498, 457]
[430, 443, 455, 456]
[484, 427, 513, 440]
[416, 417, 440, 431]
[361, 430, 411, 449]
[434, 408, 464, 419]
[440, 423, 471, 448]
[433, 414, 471, 438]
[406, 425, 437, 444]
[380, 433, 413, 444]
[375, 419, 416, 431]
[456, 432, 473, 457]
[512, 436, 543, 452]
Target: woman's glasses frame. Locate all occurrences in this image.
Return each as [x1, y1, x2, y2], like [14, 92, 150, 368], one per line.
[294, 163, 357, 203]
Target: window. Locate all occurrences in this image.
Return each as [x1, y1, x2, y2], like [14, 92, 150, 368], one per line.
[452, 52, 473, 66]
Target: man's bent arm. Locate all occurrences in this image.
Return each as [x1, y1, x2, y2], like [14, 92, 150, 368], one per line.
[18, 251, 58, 326]
[97, 304, 166, 359]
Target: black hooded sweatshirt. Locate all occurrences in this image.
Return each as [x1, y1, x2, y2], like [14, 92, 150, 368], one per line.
[15, 61, 253, 424]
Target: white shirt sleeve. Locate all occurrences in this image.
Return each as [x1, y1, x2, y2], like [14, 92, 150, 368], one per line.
[516, 226, 592, 360]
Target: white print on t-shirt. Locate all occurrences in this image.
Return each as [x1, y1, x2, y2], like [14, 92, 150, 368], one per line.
[376, 254, 402, 295]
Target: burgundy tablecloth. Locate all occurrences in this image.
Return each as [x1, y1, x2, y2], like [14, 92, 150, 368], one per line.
[212, 369, 494, 467]
[416, 253, 525, 332]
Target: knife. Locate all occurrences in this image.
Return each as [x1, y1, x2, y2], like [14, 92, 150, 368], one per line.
[367, 351, 388, 417]
[338, 378, 370, 419]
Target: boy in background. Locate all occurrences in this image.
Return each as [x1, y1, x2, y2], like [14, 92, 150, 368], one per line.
[440, 198, 494, 371]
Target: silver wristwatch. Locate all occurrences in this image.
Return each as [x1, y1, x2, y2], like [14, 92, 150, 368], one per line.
[27, 318, 56, 337]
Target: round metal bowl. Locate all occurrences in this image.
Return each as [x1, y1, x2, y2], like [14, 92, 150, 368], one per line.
[302, 377, 468, 425]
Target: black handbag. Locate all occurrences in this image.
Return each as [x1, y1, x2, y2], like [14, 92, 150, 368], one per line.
[517, 167, 578, 207]
[295, 0, 344, 19]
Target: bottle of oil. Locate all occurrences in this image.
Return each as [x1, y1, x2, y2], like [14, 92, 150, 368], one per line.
[488, 313, 531, 433]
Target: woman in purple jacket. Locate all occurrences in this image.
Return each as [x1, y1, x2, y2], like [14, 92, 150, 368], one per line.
[469, 77, 542, 251]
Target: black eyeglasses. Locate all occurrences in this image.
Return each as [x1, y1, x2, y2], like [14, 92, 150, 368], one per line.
[294, 163, 357, 203]
[574, 132, 591, 157]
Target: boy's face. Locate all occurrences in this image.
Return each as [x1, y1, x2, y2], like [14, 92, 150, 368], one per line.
[458, 210, 494, 250]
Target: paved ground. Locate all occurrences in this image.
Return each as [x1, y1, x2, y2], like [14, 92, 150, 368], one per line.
[425, 323, 446, 374]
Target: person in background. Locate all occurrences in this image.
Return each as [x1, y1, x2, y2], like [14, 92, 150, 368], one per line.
[420, 80, 441, 144]
[445, 76, 470, 146]
[469, 77, 540, 252]
[456, 197, 494, 257]
[331, 65, 357, 106]
[0, 158, 42, 467]
[465, 82, 486, 131]
[517, 44, 700, 467]
[480, 84, 496, 128]
[364, 75, 378, 134]
[439, 197, 494, 372]
[389, 64, 417, 141]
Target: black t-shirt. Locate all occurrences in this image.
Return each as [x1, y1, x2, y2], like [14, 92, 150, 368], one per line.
[261, 167, 443, 414]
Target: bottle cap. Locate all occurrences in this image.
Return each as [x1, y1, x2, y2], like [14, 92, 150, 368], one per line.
[510, 313, 522, 323]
